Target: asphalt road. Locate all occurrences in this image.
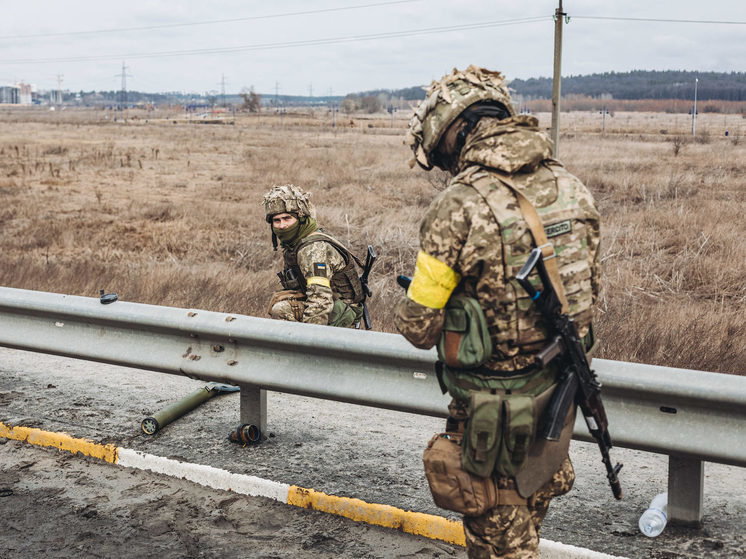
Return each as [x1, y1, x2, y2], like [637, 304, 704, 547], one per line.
[1, 348, 744, 558]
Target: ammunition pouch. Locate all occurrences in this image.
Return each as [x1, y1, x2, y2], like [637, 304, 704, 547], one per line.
[437, 296, 492, 369]
[440, 368, 575, 498]
[461, 392, 535, 479]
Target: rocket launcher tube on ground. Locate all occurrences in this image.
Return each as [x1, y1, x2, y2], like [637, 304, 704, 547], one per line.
[141, 383, 238, 435]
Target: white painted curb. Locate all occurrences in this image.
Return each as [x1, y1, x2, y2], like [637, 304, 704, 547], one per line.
[539, 539, 629, 559]
[117, 448, 290, 503]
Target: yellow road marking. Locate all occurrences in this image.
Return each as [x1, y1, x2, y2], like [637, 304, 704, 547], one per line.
[1, 421, 465, 546]
[288, 485, 465, 546]
[0, 421, 118, 463]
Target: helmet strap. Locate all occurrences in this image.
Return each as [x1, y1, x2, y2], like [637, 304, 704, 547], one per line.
[414, 145, 434, 171]
[271, 230, 278, 251]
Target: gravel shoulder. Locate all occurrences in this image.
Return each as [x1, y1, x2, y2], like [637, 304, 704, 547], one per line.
[1, 348, 744, 558]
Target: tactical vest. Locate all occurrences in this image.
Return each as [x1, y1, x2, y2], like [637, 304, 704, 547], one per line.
[279, 231, 365, 304]
[441, 162, 594, 496]
[463, 162, 594, 361]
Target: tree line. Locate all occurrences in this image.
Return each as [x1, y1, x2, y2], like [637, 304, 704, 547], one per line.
[348, 70, 746, 103]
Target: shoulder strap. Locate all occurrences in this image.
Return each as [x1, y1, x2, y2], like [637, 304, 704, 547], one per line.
[296, 231, 365, 269]
[471, 174, 569, 314]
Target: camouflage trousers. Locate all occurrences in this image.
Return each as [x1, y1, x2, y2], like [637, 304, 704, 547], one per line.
[269, 296, 362, 328]
[462, 457, 575, 559]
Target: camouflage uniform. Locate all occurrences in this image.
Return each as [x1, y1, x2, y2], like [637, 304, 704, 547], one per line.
[395, 67, 600, 558]
[263, 185, 364, 328]
[464, 458, 575, 559]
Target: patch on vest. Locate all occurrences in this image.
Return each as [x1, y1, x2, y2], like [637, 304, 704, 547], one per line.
[544, 220, 572, 239]
[313, 262, 327, 277]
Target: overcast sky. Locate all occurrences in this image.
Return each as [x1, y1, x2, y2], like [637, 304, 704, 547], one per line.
[1, 0, 744, 95]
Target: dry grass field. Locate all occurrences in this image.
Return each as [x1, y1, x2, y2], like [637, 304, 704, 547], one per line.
[0, 106, 744, 375]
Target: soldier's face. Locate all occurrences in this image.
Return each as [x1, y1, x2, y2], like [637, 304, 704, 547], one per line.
[272, 212, 298, 230]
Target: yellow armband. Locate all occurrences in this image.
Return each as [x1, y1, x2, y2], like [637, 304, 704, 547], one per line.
[407, 250, 461, 309]
[306, 276, 331, 288]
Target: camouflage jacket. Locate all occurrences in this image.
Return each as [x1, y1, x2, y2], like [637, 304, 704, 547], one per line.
[280, 231, 362, 325]
[395, 115, 600, 372]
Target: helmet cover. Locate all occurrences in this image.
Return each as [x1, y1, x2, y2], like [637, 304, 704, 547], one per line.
[405, 65, 515, 169]
[263, 184, 315, 222]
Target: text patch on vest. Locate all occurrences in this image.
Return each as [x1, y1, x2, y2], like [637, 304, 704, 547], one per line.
[544, 219, 572, 239]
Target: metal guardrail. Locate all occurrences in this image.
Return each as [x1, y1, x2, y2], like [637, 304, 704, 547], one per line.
[0, 286, 744, 524]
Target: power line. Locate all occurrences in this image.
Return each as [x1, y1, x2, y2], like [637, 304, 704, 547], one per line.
[0, 17, 548, 65]
[573, 15, 746, 25]
[0, 0, 422, 41]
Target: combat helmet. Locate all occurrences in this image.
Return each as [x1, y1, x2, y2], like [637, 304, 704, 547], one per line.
[263, 184, 316, 250]
[263, 184, 315, 223]
[405, 65, 516, 170]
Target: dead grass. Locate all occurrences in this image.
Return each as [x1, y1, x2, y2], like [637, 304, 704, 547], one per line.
[0, 108, 743, 375]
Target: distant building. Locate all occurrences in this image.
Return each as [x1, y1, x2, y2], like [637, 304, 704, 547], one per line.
[0, 82, 37, 104]
[18, 82, 33, 104]
[0, 85, 20, 104]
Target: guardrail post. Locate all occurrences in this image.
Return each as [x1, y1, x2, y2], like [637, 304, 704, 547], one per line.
[239, 384, 267, 439]
[668, 455, 704, 526]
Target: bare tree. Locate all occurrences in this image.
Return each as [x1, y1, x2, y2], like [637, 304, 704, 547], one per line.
[239, 87, 262, 113]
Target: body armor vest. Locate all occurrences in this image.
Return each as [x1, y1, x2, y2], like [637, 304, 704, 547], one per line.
[442, 161, 594, 494]
[279, 232, 365, 304]
[464, 162, 594, 361]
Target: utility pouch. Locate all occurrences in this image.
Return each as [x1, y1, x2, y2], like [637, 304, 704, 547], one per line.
[267, 289, 306, 318]
[437, 296, 492, 370]
[422, 432, 497, 516]
[499, 395, 535, 477]
[461, 392, 502, 478]
[328, 299, 363, 328]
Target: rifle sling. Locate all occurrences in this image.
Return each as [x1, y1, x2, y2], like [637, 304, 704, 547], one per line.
[471, 174, 569, 314]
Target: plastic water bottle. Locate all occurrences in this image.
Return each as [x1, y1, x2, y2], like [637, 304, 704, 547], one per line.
[639, 492, 668, 537]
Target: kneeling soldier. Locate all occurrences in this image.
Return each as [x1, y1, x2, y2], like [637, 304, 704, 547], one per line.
[263, 184, 366, 328]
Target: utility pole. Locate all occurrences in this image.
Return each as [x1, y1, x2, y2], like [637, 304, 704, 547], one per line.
[275, 81, 279, 110]
[56, 74, 63, 105]
[692, 77, 699, 136]
[220, 74, 227, 108]
[551, 0, 566, 158]
[600, 104, 610, 135]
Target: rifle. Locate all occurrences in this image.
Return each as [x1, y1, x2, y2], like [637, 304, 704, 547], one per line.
[360, 246, 376, 330]
[516, 247, 623, 500]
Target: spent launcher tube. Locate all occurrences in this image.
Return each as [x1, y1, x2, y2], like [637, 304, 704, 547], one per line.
[516, 247, 623, 500]
[141, 382, 239, 435]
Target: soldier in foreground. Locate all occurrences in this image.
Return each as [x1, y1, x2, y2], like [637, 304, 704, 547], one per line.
[263, 184, 373, 329]
[395, 66, 602, 558]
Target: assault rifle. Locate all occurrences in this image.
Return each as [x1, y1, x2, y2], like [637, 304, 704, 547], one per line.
[360, 246, 376, 330]
[516, 247, 623, 500]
